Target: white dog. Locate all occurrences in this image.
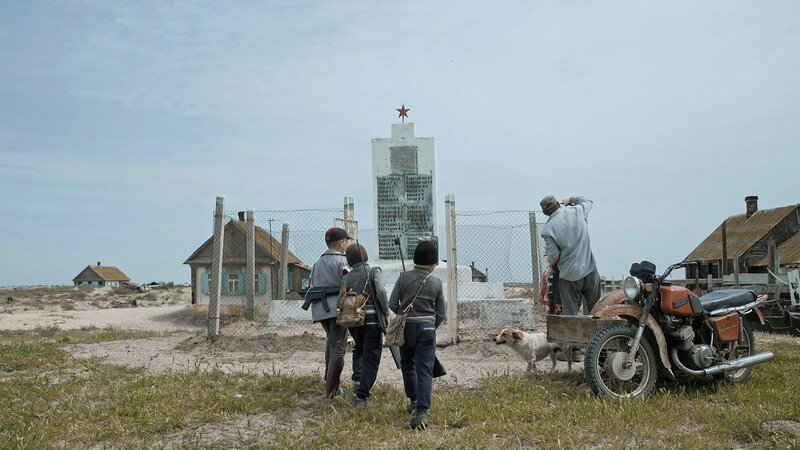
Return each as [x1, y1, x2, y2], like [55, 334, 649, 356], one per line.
[494, 327, 572, 375]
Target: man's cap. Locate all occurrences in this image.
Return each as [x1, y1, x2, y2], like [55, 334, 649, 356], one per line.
[325, 227, 351, 243]
[539, 195, 560, 216]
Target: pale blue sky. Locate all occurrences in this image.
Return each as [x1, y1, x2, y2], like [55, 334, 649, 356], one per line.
[1, 1, 798, 285]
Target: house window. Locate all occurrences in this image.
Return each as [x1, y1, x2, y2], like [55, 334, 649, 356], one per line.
[227, 273, 240, 293]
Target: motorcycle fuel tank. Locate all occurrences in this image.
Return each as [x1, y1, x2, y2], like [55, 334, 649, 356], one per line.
[660, 285, 703, 317]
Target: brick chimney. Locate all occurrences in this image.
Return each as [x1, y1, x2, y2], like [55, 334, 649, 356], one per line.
[238, 211, 245, 221]
[745, 196, 759, 218]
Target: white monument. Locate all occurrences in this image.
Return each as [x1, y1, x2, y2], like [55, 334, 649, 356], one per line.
[371, 110, 437, 260]
[370, 107, 503, 302]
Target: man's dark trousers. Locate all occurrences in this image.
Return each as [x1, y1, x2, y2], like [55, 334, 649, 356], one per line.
[558, 268, 601, 315]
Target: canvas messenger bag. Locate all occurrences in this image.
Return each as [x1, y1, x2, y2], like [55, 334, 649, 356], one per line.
[336, 267, 378, 328]
[385, 272, 432, 347]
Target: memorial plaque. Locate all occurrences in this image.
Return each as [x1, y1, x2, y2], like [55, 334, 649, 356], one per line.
[372, 122, 438, 260]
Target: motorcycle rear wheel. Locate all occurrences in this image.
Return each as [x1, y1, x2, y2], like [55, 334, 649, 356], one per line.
[585, 325, 658, 399]
[716, 320, 755, 384]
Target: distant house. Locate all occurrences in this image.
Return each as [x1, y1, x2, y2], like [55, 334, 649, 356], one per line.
[469, 261, 487, 282]
[685, 196, 800, 278]
[73, 263, 131, 287]
[183, 217, 311, 307]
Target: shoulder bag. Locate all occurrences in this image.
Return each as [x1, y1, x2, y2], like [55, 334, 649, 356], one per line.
[385, 272, 432, 347]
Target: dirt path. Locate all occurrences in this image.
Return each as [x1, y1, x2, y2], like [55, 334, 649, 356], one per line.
[3, 288, 793, 390]
[68, 328, 581, 389]
[0, 305, 203, 332]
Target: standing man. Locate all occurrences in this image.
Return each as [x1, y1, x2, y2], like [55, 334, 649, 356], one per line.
[308, 227, 351, 398]
[539, 195, 601, 319]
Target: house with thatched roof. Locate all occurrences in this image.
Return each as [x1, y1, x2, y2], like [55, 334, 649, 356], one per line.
[685, 196, 800, 278]
[183, 215, 311, 306]
[73, 263, 131, 287]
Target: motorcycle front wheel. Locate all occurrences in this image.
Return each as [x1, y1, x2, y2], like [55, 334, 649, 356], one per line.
[585, 325, 658, 399]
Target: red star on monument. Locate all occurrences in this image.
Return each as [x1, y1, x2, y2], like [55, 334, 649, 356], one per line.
[396, 104, 410, 122]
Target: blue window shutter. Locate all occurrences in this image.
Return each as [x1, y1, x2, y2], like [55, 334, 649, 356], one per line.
[221, 272, 229, 293]
[288, 269, 294, 292]
[239, 271, 246, 294]
[201, 272, 209, 294]
[258, 270, 266, 294]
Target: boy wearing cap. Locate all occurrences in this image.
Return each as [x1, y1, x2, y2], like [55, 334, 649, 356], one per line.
[389, 238, 445, 430]
[309, 227, 351, 398]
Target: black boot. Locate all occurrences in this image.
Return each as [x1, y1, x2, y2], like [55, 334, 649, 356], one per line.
[409, 410, 428, 430]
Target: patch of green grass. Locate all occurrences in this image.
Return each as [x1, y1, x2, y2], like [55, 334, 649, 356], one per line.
[1, 335, 799, 448]
[0, 327, 172, 345]
[0, 342, 67, 373]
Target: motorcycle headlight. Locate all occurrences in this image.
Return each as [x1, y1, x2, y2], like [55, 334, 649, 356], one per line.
[623, 276, 643, 300]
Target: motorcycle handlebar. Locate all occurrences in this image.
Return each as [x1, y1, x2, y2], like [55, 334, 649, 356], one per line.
[659, 260, 699, 281]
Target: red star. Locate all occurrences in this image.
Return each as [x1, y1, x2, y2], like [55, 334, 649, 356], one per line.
[396, 104, 410, 122]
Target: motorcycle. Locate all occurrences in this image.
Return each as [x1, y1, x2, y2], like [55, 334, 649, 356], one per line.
[584, 259, 774, 399]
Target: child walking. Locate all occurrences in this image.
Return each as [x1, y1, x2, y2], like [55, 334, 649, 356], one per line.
[341, 243, 390, 408]
[308, 227, 351, 398]
[389, 238, 445, 430]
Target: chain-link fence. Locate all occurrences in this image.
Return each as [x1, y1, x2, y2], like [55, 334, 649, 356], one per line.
[449, 210, 547, 341]
[197, 196, 548, 343]
[193, 200, 345, 337]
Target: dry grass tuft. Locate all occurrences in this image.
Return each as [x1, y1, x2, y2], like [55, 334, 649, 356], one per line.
[1, 331, 798, 448]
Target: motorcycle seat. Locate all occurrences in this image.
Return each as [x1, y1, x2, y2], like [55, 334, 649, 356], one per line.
[699, 289, 756, 313]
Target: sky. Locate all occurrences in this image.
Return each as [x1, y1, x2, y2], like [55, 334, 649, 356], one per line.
[1, 1, 798, 286]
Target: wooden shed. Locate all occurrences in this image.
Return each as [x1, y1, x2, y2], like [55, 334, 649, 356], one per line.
[72, 263, 131, 287]
[685, 197, 800, 278]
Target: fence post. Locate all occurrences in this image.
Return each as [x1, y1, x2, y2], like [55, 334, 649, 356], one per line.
[529, 211, 540, 301]
[445, 194, 458, 344]
[767, 239, 778, 285]
[721, 220, 728, 276]
[245, 210, 255, 321]
[279, 222, 290, 301]
[208, 195, 224, 340]
[733, 255, 740, 288]
[707, 273, 713, 293]
[344, 196, 357, 239]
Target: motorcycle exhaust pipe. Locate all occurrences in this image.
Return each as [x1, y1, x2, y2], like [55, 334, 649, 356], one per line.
[670, 349, 774, 376]
[703, 351, 774, 376]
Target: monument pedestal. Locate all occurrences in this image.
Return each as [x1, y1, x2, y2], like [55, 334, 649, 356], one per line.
[374, 260, 535, 330]
[374, 259, 504, 300]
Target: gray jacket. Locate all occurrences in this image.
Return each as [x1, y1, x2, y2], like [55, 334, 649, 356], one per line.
[309, 250, 349, 322]
[389, 266, 446, 328]
[341, 263, 390, 330]
[540, 196, 597, 281]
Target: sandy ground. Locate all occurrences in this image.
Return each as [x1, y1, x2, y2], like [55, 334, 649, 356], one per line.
[0, 286, 571, 388]
[67, 324, 579, 390]
[3, 285, 797, 391]
[0, 285, 201, 332]
[0, 305, 203, 332]
[4, 286, 799, 447]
